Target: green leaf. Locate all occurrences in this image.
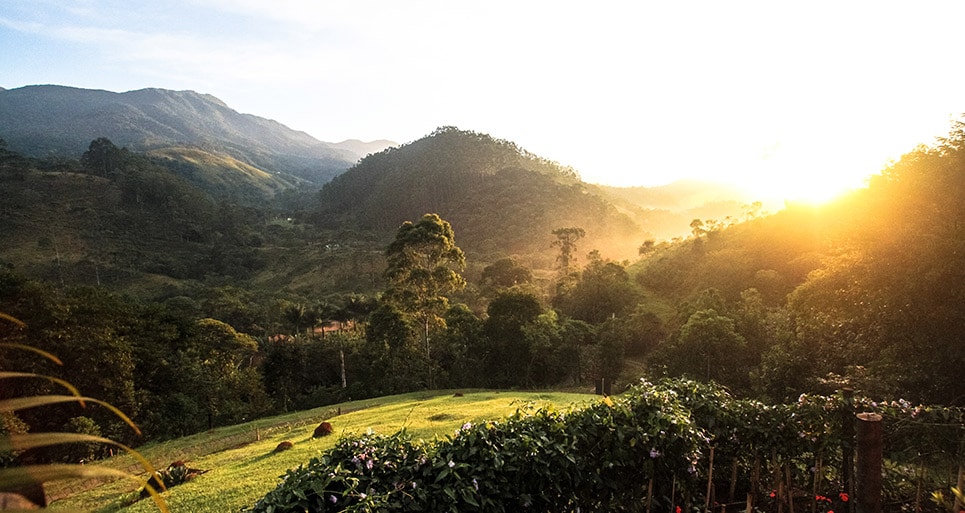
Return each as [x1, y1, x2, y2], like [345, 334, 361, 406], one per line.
[443, 486, 456, 501]
[0, 395, 141, 435]
[435, 468, 450, 482]
[0, 464, 168, 512]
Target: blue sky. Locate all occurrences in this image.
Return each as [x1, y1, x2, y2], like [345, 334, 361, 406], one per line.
[4, 0, 965, 202]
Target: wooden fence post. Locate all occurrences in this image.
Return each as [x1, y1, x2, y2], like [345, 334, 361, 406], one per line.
[855, 413, 883, 513]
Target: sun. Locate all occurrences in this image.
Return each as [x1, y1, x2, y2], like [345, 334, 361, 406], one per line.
[739, 172, 867, 206]
[728, 141, 884, 207]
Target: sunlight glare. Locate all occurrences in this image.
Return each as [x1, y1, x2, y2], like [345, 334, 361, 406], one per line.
[734, 146, 880, 206]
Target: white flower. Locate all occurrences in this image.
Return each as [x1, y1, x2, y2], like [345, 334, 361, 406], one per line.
[448, 460, 455, 468]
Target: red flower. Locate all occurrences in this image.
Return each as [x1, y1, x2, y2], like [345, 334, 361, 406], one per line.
[839, 493, 849, 502]
[676, 506, 681, 513]
[770, 492, 776, 498]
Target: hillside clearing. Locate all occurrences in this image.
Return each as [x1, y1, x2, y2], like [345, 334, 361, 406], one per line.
[47, 390, 593, 512]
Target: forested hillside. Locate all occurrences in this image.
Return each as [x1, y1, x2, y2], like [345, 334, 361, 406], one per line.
[314, 127, 645, 260]
[2, 117, 964, 470]
[634, 125, 965, 404]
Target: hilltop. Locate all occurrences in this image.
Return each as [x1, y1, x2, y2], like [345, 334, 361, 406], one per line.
[314, 127, 649, 260]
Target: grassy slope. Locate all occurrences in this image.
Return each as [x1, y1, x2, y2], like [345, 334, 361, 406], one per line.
[49, 390, 594, 513]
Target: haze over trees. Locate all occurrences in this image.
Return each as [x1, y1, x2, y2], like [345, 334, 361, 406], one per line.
[2, 110, 965, 469]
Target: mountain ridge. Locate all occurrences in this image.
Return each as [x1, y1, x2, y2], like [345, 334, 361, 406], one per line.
[0, 84, 395, 186]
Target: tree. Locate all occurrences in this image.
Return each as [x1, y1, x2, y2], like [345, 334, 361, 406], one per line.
[479, 257, 533, 290]
[330, 294, 376, 388]
[553, 252, 641, 324]
[181, 318, 269, 430]
[482, 290, 545, 387]
[364, 302, 421, 393]
[383, 214, 466, 388]
[664, 309, 748, 389]
[689, 219, 706, 238]
[282, 302, 307, 336]
[80, 137, 127, 178]
[437, 304, 485, 387]
[551, 227, 585, 271]
[638, 239, 657, 257]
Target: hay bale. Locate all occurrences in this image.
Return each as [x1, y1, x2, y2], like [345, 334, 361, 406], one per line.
[0, 492, 41, 509]
[313, 421, 333, 438]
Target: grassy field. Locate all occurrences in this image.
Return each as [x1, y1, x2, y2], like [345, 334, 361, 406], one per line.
[48, 389, 594, 512]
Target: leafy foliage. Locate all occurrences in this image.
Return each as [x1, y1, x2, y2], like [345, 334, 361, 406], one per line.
[250, 378, 964, 513]
[249, 379, 706, 513]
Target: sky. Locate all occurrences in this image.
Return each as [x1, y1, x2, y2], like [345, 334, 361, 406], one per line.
[3, 1, 965, 203]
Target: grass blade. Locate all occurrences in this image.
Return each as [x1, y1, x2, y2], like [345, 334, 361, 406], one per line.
[0, 342, 63, 365]
[0, 464, 168, 512]
[0, 312, 26, 328]
[0, 395, 141, 436]
[0, 371, 84, 401]
[0, 433, 164, 485]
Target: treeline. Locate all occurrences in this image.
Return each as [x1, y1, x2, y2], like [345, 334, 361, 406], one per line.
[3, 120, 965, 462]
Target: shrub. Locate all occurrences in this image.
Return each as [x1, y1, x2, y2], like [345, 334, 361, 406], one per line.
[248, 379, 965, 513]
[247, 381, 707, 513]
[61, 416, 103, 463]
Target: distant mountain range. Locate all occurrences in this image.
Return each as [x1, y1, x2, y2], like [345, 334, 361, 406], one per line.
[0, 85, 394, 185]
[0, 84, 758, 244]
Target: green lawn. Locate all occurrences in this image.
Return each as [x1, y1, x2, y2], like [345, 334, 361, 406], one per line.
[48, 390, 594, 512]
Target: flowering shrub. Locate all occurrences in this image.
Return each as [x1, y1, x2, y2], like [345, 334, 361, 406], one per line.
[248, 379, 965, 513]
[248, 381, 707, 512]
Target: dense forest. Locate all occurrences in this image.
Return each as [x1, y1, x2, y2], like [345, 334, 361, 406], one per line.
[1, 122, 964, 463]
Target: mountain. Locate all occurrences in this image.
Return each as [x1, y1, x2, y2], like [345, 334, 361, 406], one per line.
[329, 139, 397, 159]
[0, 85, 394, 186]
[314, 127, 646, 260]
[596, 180, 765, 241]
